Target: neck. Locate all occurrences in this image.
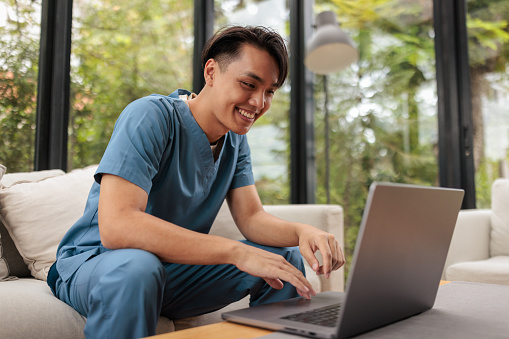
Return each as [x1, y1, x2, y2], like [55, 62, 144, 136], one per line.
[188, 88, 228, 143]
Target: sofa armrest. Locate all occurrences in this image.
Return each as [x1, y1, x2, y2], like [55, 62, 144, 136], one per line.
[210, 203, 345, 292]
[442, 209, 491, 278]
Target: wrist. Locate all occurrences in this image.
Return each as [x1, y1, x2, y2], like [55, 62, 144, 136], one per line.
[294, 222, 313, 239]
[226, 239, 246, 266]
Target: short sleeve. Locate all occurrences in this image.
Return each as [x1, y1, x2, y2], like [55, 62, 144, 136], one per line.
[229, 134, 255, 190]
[95, 96, 174, 194]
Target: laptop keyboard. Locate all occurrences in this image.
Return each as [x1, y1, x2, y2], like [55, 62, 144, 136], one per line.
[281, 303, 341, 327]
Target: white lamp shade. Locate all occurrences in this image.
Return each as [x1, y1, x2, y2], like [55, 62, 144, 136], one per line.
[305, 11, 359, 75]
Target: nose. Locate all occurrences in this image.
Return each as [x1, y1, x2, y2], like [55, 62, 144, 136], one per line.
[248, 91, 266, 111]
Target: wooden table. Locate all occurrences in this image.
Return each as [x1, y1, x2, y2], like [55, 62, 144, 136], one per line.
[149, 281, 452, 339]
[149, 322, 272, 339]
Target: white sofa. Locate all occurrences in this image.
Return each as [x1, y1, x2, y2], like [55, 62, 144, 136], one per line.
[443, 179, 509, 285]
[0, 164, 344, 338]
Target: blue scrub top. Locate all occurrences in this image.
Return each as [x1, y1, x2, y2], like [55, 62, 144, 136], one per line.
[54, 89, 255, 283]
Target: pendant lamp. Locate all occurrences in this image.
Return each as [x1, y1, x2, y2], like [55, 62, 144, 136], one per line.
[304, 11, 358, 74]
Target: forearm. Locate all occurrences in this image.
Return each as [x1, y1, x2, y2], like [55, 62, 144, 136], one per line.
[237, 209, 312, 247]
[227, 185, 315, 247]
[100, 209, 242, 266]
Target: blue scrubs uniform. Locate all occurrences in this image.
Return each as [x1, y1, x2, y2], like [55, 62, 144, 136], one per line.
[48, 89, 304, 339]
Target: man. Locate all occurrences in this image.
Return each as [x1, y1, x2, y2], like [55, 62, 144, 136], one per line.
[48, 25, 345, 339]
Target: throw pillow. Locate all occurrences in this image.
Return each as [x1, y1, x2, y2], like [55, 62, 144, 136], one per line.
[1, 164, 67, 281]
[0, 168, 65, 188]
[0, 165, 98, 281]
[490, 179, 509, 257]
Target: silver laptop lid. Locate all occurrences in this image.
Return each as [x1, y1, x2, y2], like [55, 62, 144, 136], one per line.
[337, 182, 464, 338]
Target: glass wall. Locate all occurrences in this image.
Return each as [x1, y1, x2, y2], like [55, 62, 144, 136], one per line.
[0, 0, 41, 172]
[215, 0, 291, 204]
[313, 1, 439, 265]
[4, 1, 504, 216]
[68, 0, 194, 170]
[466, 0, 509, 208]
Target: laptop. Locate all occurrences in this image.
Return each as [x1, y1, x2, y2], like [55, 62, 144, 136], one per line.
[222, 182, 464, 338]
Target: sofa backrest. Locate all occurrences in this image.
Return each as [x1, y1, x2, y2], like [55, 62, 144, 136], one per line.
[490, 178, 509, 257]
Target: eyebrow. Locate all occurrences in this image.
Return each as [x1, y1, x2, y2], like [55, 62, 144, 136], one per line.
[244, 71, 278, 88]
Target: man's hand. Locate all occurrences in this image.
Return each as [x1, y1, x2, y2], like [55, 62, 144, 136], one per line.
[297, 226, 345, 279]
[227, 185, 345, 294]
[232, 243, 317, 299]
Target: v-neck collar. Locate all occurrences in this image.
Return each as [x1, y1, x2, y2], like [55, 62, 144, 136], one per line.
[170, 89, 227, 174]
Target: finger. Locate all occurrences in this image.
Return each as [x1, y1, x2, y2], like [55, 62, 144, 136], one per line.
[264, 277, 284, 290]
[317, 237, 333, 278]
[299, 244, 320, 273]
[297, 288, 311, 300]
[249, 248, 317, 297]
[333, 242, 346, 271]
[276, 266, 316, 297]
[327, 237, 339, 272]
[328, 236, 339, 271]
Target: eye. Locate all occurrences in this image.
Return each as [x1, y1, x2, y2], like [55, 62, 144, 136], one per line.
[241, 81, 255, 89]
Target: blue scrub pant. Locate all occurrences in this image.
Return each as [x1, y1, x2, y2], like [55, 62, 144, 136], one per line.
[54, 240, 305, 339]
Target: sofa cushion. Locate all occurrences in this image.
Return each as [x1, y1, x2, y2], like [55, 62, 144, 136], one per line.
[0, 165, 97, 280]
[445, 256, 509, 286]
[0, 278, 86, 338]
[490, 179, 509, 257]
[0, 278, 174, 338]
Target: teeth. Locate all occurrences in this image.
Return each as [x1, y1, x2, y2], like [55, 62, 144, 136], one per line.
[238, 108, 255, 119]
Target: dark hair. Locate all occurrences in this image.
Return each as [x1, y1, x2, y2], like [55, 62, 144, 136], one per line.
[201, 25, 289, 88]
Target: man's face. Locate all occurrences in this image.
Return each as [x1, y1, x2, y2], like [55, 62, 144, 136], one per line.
[207, 44, 280, 136]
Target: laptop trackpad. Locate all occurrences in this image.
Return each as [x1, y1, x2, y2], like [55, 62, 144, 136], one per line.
[222, 291, 344, 334]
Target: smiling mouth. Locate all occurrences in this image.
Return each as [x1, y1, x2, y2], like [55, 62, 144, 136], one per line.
[238, 107, 256, 119]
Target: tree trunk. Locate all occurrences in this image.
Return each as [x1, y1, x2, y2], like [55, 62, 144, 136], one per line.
[469, 67, 487, 171]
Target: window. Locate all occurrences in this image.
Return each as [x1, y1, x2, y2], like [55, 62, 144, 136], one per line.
[69, 0, 194, 170]
[0, 0, 41, 172]
[215, 0, 292, 204]
[467, 0, 509, 208]
[313, 1, 438, 263]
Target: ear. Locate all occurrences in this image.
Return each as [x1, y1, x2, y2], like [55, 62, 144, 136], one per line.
[203, 59, 217, 87]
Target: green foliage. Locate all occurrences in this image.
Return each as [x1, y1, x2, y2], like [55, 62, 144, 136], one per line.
[475, 155, 509, 209]
[468, 14, 509, 67]
[475, 160, 495, 209]
[0, 0, 40, 172]
[69, 0, 194, 169]
[256, 175, 290, 205]
[311, 0, 509, 280]
[312, 0, 440, 276]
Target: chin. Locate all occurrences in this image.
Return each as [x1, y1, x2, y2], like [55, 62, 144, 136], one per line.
[234, 129, 250, 135]
[232, 125, 253, 135]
